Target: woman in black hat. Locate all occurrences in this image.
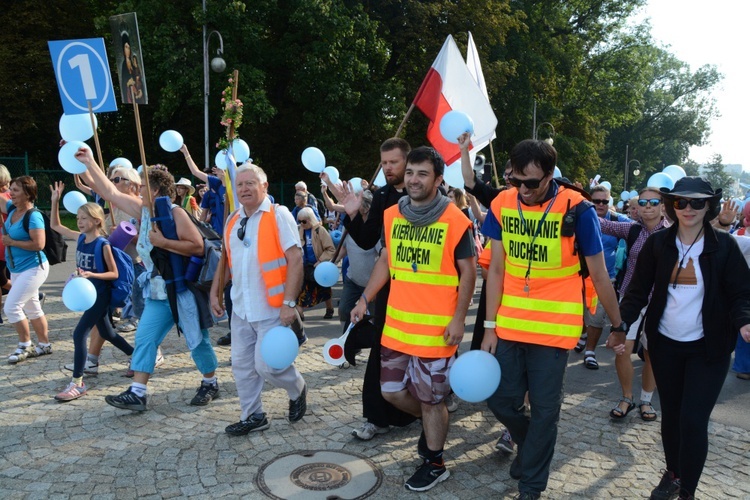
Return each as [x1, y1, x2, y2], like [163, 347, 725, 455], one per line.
[617, 176, 750, 499]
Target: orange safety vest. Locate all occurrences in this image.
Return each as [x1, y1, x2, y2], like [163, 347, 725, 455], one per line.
[478, 240, 492, 271]
[224, 205, 287, 307]
[489, 185, 588, 349]
[381, 203, 472, 358]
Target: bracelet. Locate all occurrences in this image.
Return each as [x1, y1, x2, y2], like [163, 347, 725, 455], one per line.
[483, 320, 496, 328]
[360, 294, 368, 306]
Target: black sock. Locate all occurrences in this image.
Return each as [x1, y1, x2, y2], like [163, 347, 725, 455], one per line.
[422, 443, 443, 464]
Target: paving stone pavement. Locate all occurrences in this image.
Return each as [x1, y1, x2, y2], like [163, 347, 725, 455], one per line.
[1, 266, 748, 499]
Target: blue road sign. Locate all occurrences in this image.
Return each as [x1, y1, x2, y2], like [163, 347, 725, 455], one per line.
[48, 38, 118, 115]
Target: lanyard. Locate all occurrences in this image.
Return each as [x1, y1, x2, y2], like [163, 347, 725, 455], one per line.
[515, 184, 559, 295]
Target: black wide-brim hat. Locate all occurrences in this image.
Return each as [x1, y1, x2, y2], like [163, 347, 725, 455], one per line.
[660, 176, 722, 221]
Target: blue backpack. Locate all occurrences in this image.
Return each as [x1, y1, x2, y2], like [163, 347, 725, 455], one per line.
[79, 235, 135, 309]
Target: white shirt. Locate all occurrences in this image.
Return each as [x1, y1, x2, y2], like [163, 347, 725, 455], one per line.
[659, 236, 705, 342]
[229, 197, 301, 321]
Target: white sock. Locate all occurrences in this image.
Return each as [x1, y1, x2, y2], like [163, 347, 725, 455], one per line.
[131, 382, 147, 397]
[203, 376, 217, 386]
[38, 342, 51, 348]
[87, 354, 99, 364]
[19, 341, 32, 348]
[640, 390, 654, 403]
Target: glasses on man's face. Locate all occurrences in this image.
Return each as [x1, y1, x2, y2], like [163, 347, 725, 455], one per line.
[672, 198, 707, 210]
[591, 199, 609, 205]
[637, 198, 661, 207]
[237, 217, 249, 240]
[110, 177, 128, 184]
[507, 176, 545, 189]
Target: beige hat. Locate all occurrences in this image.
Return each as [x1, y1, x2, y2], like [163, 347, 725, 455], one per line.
[175, 177, 195, 195]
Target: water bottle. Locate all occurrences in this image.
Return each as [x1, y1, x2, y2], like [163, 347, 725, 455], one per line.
[185, 256, 204, 282]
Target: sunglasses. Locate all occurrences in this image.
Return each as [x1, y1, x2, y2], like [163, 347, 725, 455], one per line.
[507, 176, 545, 189]
[672, 198, 707, 210]
[110, 176, 128, 184]
[637, 199, 662, 207]
[299, 219, 310, 225]
[591, 199, 609, 205]
[237, 217, 249, 240]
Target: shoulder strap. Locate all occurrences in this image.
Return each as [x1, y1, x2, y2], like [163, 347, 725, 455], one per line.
[93, 236, 108, 273]
[22, 208, 37, 234]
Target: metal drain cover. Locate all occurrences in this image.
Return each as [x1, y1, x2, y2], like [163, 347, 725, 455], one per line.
[256, 450, 382, 499]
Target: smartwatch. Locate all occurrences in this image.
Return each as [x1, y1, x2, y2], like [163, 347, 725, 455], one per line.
[611, 321, 628, 333]
[283, 300, 296, 308]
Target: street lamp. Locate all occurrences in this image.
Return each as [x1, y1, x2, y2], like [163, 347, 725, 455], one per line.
[625, 159, 641, 191]
[534, 122, 555, 145]
[203, 25, 225, 170]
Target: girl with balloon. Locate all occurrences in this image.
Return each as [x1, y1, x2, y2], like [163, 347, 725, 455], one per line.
[2, 176, 51, 364]
[49, 183, 134, 401]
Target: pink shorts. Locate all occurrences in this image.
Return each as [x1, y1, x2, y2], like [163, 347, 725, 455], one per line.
[380, 346, 454, 405]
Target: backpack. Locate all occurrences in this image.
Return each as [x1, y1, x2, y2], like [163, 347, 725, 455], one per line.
[188, 212, 222, 292]
[85, 235, 135, 309]
[9, 206, 68, 265]
[613, 224, 642, 294]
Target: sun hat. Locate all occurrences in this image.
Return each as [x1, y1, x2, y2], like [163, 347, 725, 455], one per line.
[660, 176, 721, 221]
[175, 177, 195, 195]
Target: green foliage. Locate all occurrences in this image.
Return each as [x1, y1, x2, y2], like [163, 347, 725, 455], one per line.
[703, 154, 734, 195]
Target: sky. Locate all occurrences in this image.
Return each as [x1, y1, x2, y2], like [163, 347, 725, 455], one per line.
[640, 0, 750, 170]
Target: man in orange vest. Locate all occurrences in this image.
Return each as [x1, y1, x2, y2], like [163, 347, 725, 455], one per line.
[210, 164, 307, 435]
[481, 139, 626, 499]
[351, 146, 477, 492]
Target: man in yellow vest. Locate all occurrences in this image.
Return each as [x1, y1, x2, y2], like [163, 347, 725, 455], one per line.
[351, 146, 477, 492]
[210, 164, 307, 435]
[481, 140, 626, 499]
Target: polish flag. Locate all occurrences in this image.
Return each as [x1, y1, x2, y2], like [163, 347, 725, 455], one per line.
[466, 31, 496, 143]
[413, 34, 497, 166]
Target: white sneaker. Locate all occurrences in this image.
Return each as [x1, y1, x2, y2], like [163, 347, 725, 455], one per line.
[155, 349, 165, 368]
[351, 422, 389, 441]
[445, 393, 459, 413]
[117, 320, 138, 332]
[64, 360, 99, 375]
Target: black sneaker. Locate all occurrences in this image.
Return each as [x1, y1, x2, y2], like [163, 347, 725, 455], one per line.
[404, 459, 450, 492]
[190, 381, 219, 406]
[225, 413, 271, 436]
[650, 470, 680, 500]
[288, 384, 307, 422]
[105, 388, 147, 411]
[514, 493, 541, 500]
[217, 332, 231, 346]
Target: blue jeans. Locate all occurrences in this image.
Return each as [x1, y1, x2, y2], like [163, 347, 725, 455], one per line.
[486, 339, 568, 495]
[130, 298, 217, 375]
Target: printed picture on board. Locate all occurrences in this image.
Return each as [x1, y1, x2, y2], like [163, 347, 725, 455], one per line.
[109, 12, 148, 105]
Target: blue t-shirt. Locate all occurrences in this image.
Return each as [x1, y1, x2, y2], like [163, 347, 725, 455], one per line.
[601, 212, 631, 279]
[302, 228, 316, 264]
[481, 188, 603, 258]
[4, 201, 47, 273]
[291, 204, 321, 222]
[76, 236, 109, 291]
[200, 175, 226, 235]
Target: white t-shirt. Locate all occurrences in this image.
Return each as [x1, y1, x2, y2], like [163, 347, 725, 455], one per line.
[658, 235, 705, 342]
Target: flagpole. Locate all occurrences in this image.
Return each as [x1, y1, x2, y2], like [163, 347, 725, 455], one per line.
[367, 102, 415, 186]
[130, 87, 153, 214]
[488, 142, 501, 188]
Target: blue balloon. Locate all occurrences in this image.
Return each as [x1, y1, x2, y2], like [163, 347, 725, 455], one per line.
[620, 191, 630, 201]
[301, 147, 326, 173]
[109, 157, 133, 170]
[62, 277, 97, 312]
[553, 166, 562, 179]
[314, 261, 339, 287]
[330, 229, 343, 246]
[449, 350, 501, 403]
[439, 110, 474, 144]
[59, 113, 97, 142]
[63, 191, 88, 214]
[260, 326, 299, 369]
[663, 165, 686, 182]
[58, 141, 89, 174]
[159, 130, 184, 153]
[629, 190, 638, 199]
[231, 139, 251, 163]
[647, 172, 675, 190]
[600, 181, 612, 191]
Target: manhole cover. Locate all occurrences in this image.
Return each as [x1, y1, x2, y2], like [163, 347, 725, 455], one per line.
[256, 450, 382, 499]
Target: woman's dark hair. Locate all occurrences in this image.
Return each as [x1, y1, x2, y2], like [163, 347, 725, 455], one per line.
[11, 176, 37, 203]
[143, 166, 175, 199]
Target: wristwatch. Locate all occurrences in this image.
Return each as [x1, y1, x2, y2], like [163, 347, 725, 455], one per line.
[282, 300, 296, 308]
[611, 321, 628, 333]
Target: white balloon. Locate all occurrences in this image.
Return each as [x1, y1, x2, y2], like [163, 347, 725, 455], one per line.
[374, 169, 386, 187]
[629, 190, 638, 199]
[59, 113, 97, 142]
[231, 139, 251, 163]
[349, 177, 363, 194]
[323, 166, 340, 184]
[214, 149, 228, 170]
[617, 201, 624, 210]
[58, 141, 89, 174]
[620, 191, 630, 201]
[600, 181, 612, 191]
[62, 191, 88, 214]
[159, 130, 183, 153]
[109, 157, 133, 169]
[663, 165, 686, 182]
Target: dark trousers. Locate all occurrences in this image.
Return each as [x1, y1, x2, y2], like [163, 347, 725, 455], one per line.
[362, 283, 417, 428]
[649, 335, 730, 495]
[470, 279, 488, 350]
[72, 288, 134, 378]
[487, 339, 568, 494]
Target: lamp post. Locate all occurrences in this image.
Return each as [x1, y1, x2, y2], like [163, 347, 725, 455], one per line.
[623, 144, 641, 191]
[203, 13, 226, 170]
[534, 122, 555, 145]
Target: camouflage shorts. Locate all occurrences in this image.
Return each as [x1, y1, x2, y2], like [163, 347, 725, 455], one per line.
[380, 346, 454, 405]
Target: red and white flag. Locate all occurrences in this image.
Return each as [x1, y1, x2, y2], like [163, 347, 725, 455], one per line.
[466, 31, 496, 143]
[413, 34, 497, 166]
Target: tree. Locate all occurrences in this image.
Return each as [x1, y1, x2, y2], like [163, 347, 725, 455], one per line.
[703, 154, 734, 195]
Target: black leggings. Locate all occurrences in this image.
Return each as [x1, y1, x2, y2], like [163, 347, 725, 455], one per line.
[649, 334, 730, 495]
[71, 286, 134, 378]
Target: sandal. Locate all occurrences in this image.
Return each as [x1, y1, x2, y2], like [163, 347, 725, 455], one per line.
[639, 401, 657, 421]
[610, 397, 635, 419]
[583, 351, 599, 370]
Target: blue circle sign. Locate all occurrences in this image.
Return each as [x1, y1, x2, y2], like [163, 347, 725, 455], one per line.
[48, 38, 118, 115]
